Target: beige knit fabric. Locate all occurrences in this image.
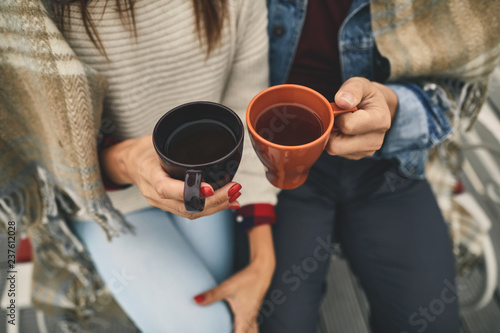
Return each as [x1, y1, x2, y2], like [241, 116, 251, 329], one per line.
[371, 0, 500, 129]
[63, 0, 278, 215]
[371, 0, 500, 80]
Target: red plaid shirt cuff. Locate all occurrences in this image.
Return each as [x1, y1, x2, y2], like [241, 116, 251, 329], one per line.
[98, 134, 131, 191]
[235, 203, 276, 232]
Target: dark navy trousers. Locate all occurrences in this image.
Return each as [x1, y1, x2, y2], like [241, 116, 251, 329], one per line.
[258, 153, 459, 333]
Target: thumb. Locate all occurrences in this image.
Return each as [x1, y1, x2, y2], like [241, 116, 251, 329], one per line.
[193, 284, 227, 306]
[335, 77, 371, 109]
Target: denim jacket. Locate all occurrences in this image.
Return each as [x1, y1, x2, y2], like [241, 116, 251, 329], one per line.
[267, 0, 453, 179]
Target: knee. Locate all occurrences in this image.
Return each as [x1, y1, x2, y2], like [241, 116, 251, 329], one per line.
[369, 281, 460, 333]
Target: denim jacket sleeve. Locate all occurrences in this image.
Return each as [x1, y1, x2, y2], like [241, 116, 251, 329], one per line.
[379, 82, 453, 156]
[371, 82, 453, 177]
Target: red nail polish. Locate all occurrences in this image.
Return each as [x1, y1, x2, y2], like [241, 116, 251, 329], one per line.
[194, 294, 205, 303]
[229, 204, 241, 210]
[228, 183, 242, 197]
[200, 186, 214, 197]
[229, 191, 241, 203]
[453, 181, 465, 194]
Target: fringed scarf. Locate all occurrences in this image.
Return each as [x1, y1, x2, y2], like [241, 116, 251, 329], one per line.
[0, 0, 133, 330]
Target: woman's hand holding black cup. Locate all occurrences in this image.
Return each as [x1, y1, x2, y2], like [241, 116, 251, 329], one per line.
[100, 135, 242, 219]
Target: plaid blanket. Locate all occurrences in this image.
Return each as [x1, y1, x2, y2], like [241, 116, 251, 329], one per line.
[0, 0, 132, 329]
[372, 0, 500, 130]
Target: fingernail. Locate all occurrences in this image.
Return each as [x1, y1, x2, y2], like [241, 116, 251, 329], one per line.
[453, 181, 465, 194]
[200, 186, 214, 198]
[229, 204, 241, 209]
[339, 92, 355, 105]
[194, 294, 205, 303]
[229, 192, 241, 203]
[228, 183, 242, 197]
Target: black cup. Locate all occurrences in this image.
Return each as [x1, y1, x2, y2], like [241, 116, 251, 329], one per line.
[152, 101, 244, 213]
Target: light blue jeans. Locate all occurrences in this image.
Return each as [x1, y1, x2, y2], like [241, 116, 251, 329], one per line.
[69, 207, 234, 333]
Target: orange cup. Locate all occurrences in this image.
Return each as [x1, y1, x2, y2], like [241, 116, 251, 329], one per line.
[246, 84, 357, 190]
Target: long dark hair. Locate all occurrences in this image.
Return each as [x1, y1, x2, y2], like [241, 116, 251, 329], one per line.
[53, 0, 228, 57]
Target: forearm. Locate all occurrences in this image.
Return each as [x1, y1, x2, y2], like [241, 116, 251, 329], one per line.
[247, 224, 276, 279]
[100, 137, 139, 185]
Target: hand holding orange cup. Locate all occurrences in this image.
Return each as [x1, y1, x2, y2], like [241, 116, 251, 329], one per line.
[246, 84, 357, 190]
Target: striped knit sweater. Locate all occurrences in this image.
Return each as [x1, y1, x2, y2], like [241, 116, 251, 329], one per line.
[63, 0, 278, 215]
